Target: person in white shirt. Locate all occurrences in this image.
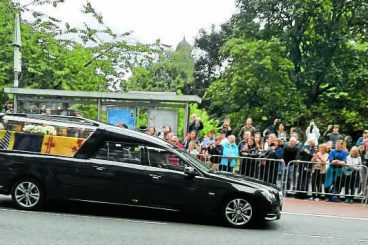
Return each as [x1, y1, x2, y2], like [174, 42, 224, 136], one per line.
[344, 146, 362, 203]
[305, 121, 320, 146]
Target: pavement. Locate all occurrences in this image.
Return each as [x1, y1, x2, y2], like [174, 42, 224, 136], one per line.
[282, 197, 368, 219]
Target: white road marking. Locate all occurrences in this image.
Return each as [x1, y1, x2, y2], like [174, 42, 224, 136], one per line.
[282, 211, 368, 221]
[0, 207, 168, 225]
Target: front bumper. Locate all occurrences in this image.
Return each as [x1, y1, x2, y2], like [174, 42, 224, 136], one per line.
[265, 205, 282, 221]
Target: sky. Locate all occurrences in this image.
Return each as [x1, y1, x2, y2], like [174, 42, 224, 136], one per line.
[23, 0, 237, 48]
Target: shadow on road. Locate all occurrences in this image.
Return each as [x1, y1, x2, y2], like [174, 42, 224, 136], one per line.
[0, 195, 276, 230]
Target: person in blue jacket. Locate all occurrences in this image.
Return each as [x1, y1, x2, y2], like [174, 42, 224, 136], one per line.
[220, 135, 239, 172]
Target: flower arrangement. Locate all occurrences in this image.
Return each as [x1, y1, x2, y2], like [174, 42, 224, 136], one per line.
[23, 125, 57, 135]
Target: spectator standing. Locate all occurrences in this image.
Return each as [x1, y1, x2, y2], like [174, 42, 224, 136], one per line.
[158, 125, 171, 139]
[200, 130, 216, 150]
[343, 135, 353, 151]
[283, 137, 300, 190]
[188, 131, 198, 145]
[358, 138, 368, 196]
[305, 121, 320, 146]
[188, 142, 199, 155]
[323, 125, 343, 149]
[220, 135, 239, 172]
[278, 123, 288, 143]
[188, 114, 204, 136]
[356, 130, 368, 147]
[207, 137, 223, 170]
[145, 126, 156, 136]
[263, 119, 281, 139]
[325, 140, 347, 202]
[238, 118, 256, 139]
[170, 136, 183, 149]
[237, 131, 252, 152]
[219, 119, 232, 137]
[260, 136, 282, 184]
[254, 132, 264, 152]
[2, 101, 14, 113]
[219, 130, 228, 144]
[29, 103, 39, 114]
[182, 133, 191, 150]
[296, 139, 315, 196]
[343, 146, 362, 203]
[310, 144, 329, 201]
[239, 137, 259, 177]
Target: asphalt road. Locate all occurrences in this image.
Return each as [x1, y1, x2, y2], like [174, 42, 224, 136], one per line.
[0, 195, 367, 245]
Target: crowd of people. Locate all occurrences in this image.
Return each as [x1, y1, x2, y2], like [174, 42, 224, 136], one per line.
[2, 100, 367, 202]
[140, 115, 368, 203]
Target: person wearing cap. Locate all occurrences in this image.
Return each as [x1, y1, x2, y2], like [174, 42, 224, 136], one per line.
[323, 124, 343, 149]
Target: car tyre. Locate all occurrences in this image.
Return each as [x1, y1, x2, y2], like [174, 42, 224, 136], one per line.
[11, 178, 45, 210]
[220, 197, 257, 228]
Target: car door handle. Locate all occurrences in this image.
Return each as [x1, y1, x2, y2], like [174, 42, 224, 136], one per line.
[149, 174, 162, 180]
[93, 166, 105, 171]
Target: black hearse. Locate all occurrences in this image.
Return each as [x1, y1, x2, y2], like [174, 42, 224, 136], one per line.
[0, 113, 281, 228]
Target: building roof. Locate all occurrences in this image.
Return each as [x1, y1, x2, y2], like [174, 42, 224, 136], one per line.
[176, 37, 192, 52]
[4, 88, 202, 104]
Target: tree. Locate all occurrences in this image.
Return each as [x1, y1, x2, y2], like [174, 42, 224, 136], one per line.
[184, 25, 231, 98]
[205, 38, 304, 131]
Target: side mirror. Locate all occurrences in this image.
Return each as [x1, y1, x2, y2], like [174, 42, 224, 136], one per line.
[184, 166, 196, 177]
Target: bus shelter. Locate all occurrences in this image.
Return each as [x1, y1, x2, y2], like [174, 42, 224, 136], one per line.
[4, 88, 201, 137]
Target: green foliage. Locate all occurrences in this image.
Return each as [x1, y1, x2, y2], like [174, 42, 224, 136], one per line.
[205, 37, 305, 131]
[191, 0, 368, 134]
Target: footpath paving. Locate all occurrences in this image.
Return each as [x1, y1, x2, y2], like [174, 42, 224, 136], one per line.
[282, 197, 368, 219]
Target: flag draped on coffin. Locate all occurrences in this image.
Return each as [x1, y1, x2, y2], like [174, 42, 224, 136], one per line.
[13, 132, 44, 152]
[41, 135, 85, 157]
[0, 130, 15, 150]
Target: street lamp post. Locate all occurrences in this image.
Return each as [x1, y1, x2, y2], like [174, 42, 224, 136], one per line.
[11, 0, 64, 113]
[13, 5, 22, 113]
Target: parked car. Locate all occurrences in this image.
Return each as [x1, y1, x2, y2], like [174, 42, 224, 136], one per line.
[0, 113, 282, 228]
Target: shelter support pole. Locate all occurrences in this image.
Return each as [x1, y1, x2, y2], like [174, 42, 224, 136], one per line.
[97, 98, 102, 121]
[184, 103, 189, 137]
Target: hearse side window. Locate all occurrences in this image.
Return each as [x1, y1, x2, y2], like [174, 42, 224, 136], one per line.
[147, 147, 188, 171]
[94, 142, 143, 165]
[1, 117, 94, 139]
[0, 117, 91, 156]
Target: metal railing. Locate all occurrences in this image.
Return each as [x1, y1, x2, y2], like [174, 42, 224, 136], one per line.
[198, 154, 285, 187]
[196, 153, 368, 205]
[284, 160, 368, 204]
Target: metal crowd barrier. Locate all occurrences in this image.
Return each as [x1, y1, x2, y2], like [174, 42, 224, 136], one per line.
[196, 154, 368, 205]
[284, 160, 368, 204]
[198, 154, 285, 188]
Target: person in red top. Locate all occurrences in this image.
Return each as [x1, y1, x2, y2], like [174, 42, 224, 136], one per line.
[170, 136, 183, 149]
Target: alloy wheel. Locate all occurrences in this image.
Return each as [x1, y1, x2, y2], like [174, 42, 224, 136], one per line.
[224, 198, 253, 226]
[14, 181, 41, 208]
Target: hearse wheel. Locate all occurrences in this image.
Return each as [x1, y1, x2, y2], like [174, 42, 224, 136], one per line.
[221, 197, 256, 228]
[11, 178, 45, 210]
